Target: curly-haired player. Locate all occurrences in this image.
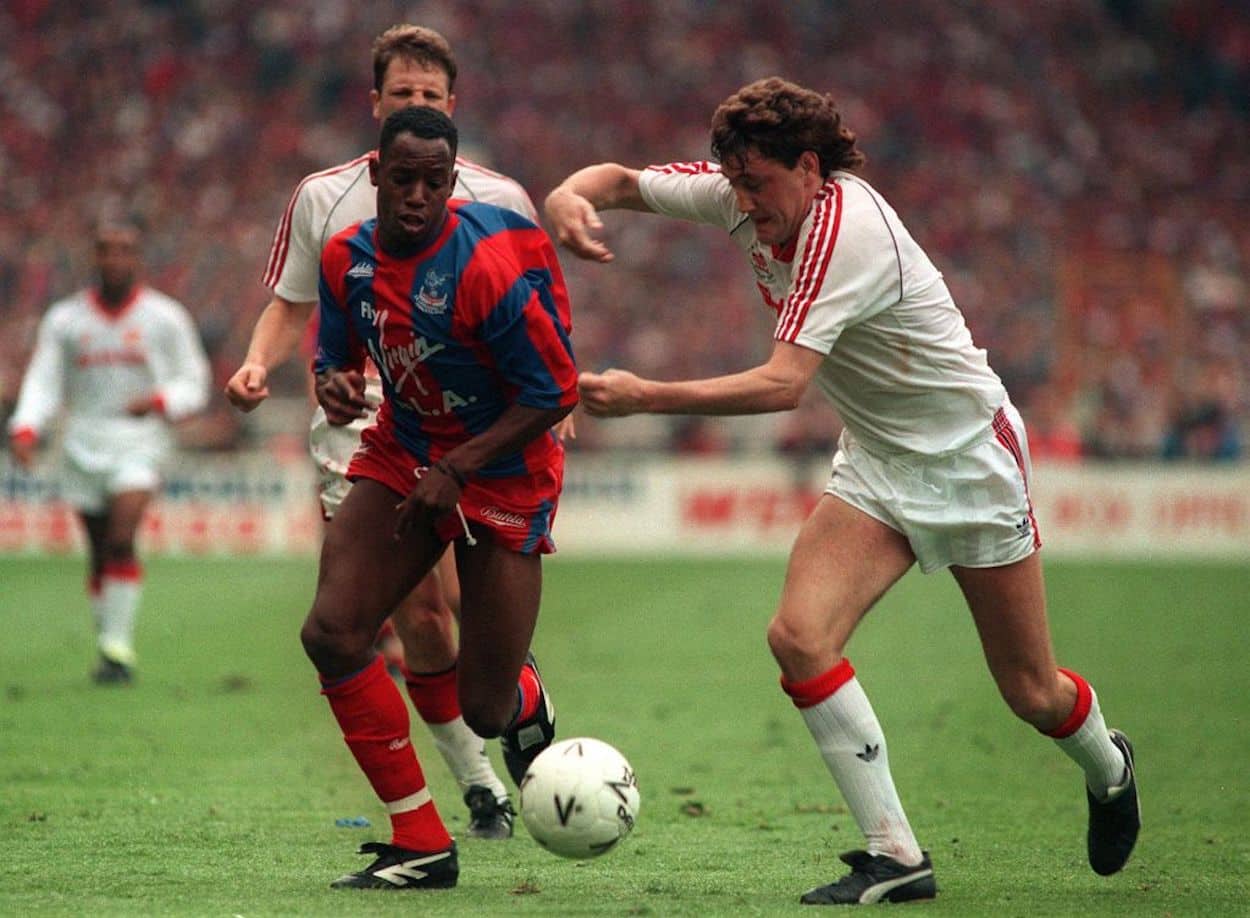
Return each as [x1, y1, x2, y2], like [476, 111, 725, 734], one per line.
[545, 77, 1139, 905]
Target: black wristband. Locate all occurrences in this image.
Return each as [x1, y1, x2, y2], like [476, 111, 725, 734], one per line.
[435, 459, 466, 488]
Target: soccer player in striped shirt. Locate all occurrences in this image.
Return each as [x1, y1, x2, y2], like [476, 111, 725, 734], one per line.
[8, 217, 210, 684]
[546, 77, 1139, 905]
[225, 25, 541, 838]
[304, 106, 576, 890]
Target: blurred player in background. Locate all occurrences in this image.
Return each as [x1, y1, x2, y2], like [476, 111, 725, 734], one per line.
[547, 77, 1139, 905]
[305, 107, 576, 889]
[225, 24, 542, 837]
[7, 217, 210, 684]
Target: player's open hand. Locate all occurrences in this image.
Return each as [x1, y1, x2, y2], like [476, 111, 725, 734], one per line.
[544, 188, 614, 263]
[578, 369, 648, 417]
[225, 363, 270, 412]
[552, 413, 577, 441]
[315, 369, 369, 426]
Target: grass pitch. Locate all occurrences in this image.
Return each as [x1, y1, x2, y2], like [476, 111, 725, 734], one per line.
[0, 554, 1246, 916]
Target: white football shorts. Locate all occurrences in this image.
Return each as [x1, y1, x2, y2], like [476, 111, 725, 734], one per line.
[826, 402, 1041, 573]
[307, 376, 384, 518]
[60, 438, 165, 514]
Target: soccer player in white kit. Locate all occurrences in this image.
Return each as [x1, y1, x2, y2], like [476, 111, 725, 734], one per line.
[545, 78, 1140, 905]
[224, 25, 542, 840]
[8, 218, 210, 684]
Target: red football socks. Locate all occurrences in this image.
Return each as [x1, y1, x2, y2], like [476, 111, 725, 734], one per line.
[321, 655, 452, 851]
[403, 662, 462, 725]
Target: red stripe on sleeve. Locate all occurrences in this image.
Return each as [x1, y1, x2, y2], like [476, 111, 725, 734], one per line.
[651, 161, 720, 176]
[262, 183, 301, 289]
[262, 155, 371, 289]
[777, 183, 842, 342]
[778, 194, 830, 340]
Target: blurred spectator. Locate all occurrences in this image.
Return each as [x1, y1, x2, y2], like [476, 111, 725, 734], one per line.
[1160, 356, 1244, 461]
[1023, 388, 1084, 462]
[776, 394, 842, 459]
[670, 417, 732, 456]
[0, 1, 1245, 460]
[1161, 400, 1242, 461]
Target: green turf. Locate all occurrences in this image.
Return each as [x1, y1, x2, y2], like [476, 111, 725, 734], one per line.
[0, 554, 1246, 916]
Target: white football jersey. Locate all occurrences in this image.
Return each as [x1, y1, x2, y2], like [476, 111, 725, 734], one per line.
[639, 163, 1007, 455]
[8, 286, 211, 469]
[263, 152, 539, 303]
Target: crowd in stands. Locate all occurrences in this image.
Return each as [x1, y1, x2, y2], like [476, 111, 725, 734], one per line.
[1, 0, 1245, 460]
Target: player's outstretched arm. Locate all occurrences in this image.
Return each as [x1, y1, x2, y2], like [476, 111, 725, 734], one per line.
[225, 295, 316, 411]
[579, 341, 825, 418]
[544, 164, 650, 263]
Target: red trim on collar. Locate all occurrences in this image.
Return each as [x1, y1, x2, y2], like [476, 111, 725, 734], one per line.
[770, 235, 799, 263]
[89, 286, 141, 320]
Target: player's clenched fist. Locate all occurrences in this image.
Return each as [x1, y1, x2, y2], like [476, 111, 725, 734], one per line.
[225, 363, 270, 411]
[577, 369, 648, 417]
[314, 368, 370, 426]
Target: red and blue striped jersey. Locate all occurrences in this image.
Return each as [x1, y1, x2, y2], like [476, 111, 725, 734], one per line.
[316, 200, 576, 477]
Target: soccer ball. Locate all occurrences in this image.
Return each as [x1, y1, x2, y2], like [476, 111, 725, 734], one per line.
[519, 737, 640, 860]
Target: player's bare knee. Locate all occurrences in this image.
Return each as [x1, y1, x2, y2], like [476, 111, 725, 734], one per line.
[298, 615, 333, 667]
[1000, 678, 1061, 728]
[300, 607, 370, 673]
[767, 614, 825, 671]
[392, 599, 453, 636]
[101, 539, 136, 565]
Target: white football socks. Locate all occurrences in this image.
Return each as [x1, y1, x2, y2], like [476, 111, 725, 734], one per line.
[798, 676, 924, 865]
[98, 573, 141, 665]
[427, 717, 509, 801]
[1052, 684, 1128, 800]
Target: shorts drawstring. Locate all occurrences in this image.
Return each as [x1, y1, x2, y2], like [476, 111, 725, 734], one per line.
[414, 466, 478, 546]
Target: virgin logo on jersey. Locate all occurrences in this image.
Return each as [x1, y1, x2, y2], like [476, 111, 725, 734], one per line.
[414, 268, 451, 315]
[365, 331, 445, 390]
[397, 388, 477, 418]
[363, 321, 476, 418]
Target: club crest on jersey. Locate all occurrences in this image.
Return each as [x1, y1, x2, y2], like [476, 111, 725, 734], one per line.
[414, 268, 452, 315]
[749, 246, 773, 282]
